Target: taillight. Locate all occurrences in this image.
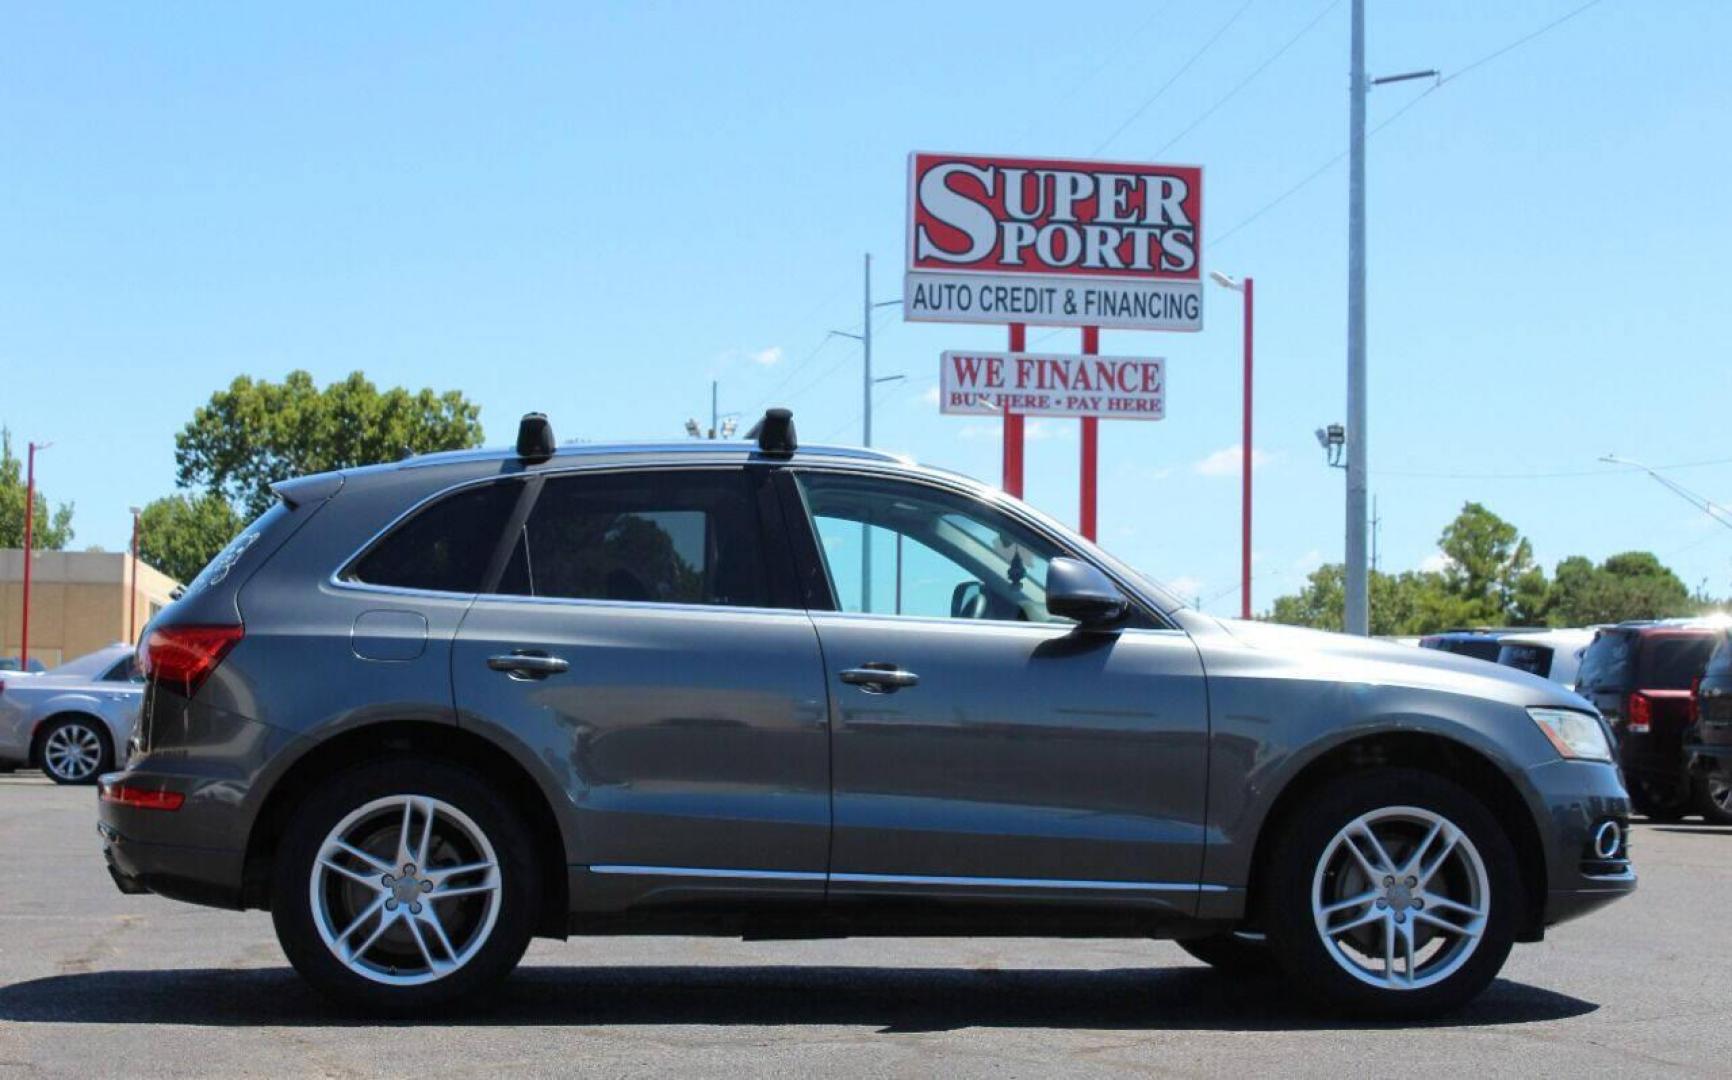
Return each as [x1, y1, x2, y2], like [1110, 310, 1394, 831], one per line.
[99, 780, 185, 811]
[1625, 692, 1653, 734]
[142, 624, 244, 697]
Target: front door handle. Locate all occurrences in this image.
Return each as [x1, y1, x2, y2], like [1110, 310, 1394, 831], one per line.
[487, 651, 570, 679]
[839, 663, 919, 694]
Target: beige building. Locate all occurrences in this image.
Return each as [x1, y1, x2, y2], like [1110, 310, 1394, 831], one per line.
[0, 549, 181, 668]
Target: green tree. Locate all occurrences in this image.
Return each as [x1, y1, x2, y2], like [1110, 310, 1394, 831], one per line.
[1436, 502, 1546, 625]
[0, 428, 74, 550]
[175, 371, 483, 516]
[1548, 551, 1694, 625]
[138, 493, 244, 585]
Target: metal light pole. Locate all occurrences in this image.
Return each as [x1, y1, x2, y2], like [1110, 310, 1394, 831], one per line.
[1210, 271, 1255, 620]
[128, 506, 143, 645]
[1344, 0, 1370, 636]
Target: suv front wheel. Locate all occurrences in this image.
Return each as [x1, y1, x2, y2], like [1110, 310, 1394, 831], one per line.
[271, 759, 540, 1013]
[1261, 768, 1520, 1017]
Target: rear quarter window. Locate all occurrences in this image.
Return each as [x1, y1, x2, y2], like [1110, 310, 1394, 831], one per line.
[1498, 643, 1553, 677]
[1707, 635, 1732, 678]
[347, 481, 523, 594]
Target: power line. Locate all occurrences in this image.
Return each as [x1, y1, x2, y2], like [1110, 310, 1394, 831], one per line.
[1374, 454, 1732, 481]
[1090, 0, 1257, 156]
[1012, 3, 1174, 150]
[1212, 0, 1608, 248]
[1153, 0, 1343, 158]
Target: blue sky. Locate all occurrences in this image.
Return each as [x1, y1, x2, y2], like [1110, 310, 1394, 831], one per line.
[3, 1, 1729, 612]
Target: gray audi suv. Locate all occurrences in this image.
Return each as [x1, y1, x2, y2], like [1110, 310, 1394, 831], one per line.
[98, 410, 1634, 1016]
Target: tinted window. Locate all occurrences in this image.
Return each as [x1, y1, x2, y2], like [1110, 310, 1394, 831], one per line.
[795, 471, 1072, 624]
[497, 470, 767, 607]
[1577, 631, 1635, 691]
[1438, 638, 1502, 662]
[349, 482, 522, 593]
[1707, 635, 1732, 678]
[1637, 634, 1718, 689]
[1498, 643, 1553, 677]
[182, 502, 289, 601]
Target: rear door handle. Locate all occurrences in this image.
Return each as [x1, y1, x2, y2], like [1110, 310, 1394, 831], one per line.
[839, 663, 919, 693]
[487, 651, 570, 679]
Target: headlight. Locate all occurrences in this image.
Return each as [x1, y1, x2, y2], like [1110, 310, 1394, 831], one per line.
[1528, 707, 1612, 762]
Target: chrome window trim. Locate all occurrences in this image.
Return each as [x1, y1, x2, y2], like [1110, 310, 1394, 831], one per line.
[328, 462, 760, 602]
[588, 864, 1225, 893]
[786, 463, 1180, 631]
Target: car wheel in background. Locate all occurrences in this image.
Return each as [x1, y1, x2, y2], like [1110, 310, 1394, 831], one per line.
[270, 758, 540, 1014]
[1175, 930, 1280, 976]
[1261, 768, 1519, 1018]
[37, 716, 112, 785]
[1693, 774, 1732, 826]
[1629, 779, 1690, 823]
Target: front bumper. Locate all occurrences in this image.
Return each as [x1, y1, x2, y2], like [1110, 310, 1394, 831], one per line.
[1523, 758, 1637, 928]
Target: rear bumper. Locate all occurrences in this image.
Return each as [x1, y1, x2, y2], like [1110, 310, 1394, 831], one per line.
[96, 770, 248, 910]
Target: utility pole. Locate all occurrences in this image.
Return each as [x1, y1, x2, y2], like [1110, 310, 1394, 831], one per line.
[1344, 0, 1369, 636]
[830, 253, 905, 612]
[129, 507, 143, 645]
[711, 380, 719, 440]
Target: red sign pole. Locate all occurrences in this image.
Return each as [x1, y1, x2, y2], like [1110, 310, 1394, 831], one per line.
[1080, 327, 1099, 541]
[20, 443, 36, 669]
[1002, 322, 1025, 498]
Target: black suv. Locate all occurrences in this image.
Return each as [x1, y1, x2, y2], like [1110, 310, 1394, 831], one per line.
[99, 412, 1633, 1015]
[1685, 629, 1732, 824]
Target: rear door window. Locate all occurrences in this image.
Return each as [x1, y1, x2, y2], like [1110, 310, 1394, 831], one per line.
[348, 481, 523, 594]
[496, 469, 770, 608]
[1637, 634, 1718, 689]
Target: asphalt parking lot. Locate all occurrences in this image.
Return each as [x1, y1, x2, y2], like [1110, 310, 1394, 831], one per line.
[0, 773, 1726, 1078]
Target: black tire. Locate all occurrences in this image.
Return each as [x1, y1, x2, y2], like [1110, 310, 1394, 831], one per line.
[1629, 778, 1690, 823]
[1176, 930, 1280, 976]
[1260, 768, 1521, 1018]
[36, 715, 113, 785]
[1693, 773, 1732, 826]
[271, 758, 540, 1014]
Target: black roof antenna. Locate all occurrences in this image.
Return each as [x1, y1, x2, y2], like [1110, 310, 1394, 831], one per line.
[516, 412, 555, 464]
[747, 408, 797, 457]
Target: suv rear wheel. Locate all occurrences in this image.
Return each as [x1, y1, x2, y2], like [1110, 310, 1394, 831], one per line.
[1261, 768, 1519, 1017]
[271, 759, 539, 1013]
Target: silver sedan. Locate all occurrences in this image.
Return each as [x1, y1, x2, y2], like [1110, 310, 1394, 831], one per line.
[0, 644, 142, 784]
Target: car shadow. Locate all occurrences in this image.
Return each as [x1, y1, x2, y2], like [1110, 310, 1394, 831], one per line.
[0, 965, 1596, 1032]
[1648, 824, 1732, 835]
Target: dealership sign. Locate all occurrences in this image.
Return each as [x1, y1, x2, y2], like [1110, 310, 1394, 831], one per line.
[940, 350, 1164, 420]
[905, 152, 1203, 331]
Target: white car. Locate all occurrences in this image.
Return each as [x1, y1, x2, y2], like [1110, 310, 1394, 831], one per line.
[0, 644, 142, 784]
[1495, 629, 1597, 689]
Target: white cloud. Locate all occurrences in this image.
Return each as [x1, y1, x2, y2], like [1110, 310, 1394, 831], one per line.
[921, 384, 941, 405]
[748, 346, 784, 367]
[1420, 551, 1453, 573]
[1193, 446, 1273, 477]
[1293, 549, 1325, 573]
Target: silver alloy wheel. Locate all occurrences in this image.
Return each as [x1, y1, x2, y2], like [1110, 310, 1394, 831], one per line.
[1311, 805, 1490, 990]
[309, 794, 503, 987]
[1709, 776, 1732, 814]
[43, 721, 103, 782]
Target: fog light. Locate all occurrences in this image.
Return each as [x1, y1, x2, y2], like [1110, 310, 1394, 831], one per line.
[1592, 820, 1623, 860]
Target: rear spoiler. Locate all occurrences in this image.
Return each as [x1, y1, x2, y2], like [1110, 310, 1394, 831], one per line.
[270, 472, 345, 510]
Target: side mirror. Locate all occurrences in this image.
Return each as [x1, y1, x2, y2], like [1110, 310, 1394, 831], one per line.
[1046, 557, 1129, 629]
